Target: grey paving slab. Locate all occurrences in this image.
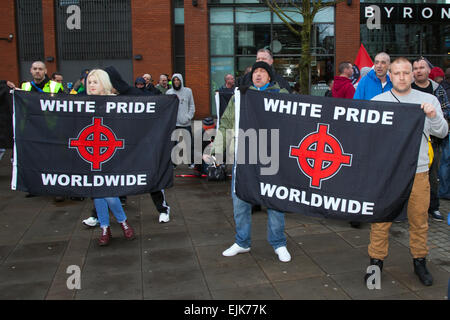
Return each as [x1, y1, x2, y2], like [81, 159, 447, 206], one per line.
[414, 285, 449, 300]
[187, 222, 236, 247]
[250, 239, 325, 282]
[0, 258, 59, 285]
[142, 246, 200, 271]
[5, 240, 68, 262]
[307, 247, 368, 275]
[211, 284, 282, 300]
[292, 232, 355, 254]
[142, 265, 208, 300]
[82, 252, 141, 276]
[202, 264, 270, 291]
[273, 276, 350, 300]
[285, 223, 332, 238]
[385, 261, 450, 291]
[337, 229, 371, 248]
[331, 270, 411, 300]
[0, 281, 51, 300]
[141, 230, 193, 250]
[75, 271, 142, 300]
[0, 155, 449, 300]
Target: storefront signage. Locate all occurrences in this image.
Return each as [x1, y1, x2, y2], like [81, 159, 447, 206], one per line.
[361, 4, 450, 24]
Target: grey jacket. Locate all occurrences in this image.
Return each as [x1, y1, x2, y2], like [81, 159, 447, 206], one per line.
[166, 73, 195, 127]
[372, 89, 448, 174]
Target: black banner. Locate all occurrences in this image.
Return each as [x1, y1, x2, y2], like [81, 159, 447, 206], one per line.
[234, 90, 425, 223]
[12, 91, 178, 197]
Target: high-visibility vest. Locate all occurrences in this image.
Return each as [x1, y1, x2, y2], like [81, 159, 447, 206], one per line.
[21, 80, 63, 93]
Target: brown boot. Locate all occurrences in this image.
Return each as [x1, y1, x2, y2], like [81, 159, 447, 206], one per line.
[120, 220, 135, 240]
[98, 226, 112, 246]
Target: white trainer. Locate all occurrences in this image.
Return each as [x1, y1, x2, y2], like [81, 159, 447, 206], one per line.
[82, 217, 99, 227]
[159, 212, 170, 223]
[275, 246, 291, 262]
[222, 243, 250, 257]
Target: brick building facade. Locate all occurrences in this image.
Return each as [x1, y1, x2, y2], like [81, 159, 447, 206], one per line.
[0, 1, 360, 119]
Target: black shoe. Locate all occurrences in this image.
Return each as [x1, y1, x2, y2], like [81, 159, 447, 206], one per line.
[413, 258, 433, 286]
[119, 196, 127, 206]
[25, 193, 37, 198]
[364, 257, 383, 283]
[429, 210, 444, 221]
[350, 221, 361, 228]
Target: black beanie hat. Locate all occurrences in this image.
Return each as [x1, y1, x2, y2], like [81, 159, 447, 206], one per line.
[251, 61, 273, 81]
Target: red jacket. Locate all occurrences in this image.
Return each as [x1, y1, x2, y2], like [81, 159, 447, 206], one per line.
[332, 76, 355, 99]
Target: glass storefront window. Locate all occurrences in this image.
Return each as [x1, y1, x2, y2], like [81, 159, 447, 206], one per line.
[272, 7, 304, 24]
[211, 25, 234, 55]
[271, 24, 302, 54]
[211, 57, 235, 116]
[210, 8, 233, 23]
[313, 24, 334, 54]
[236, 24, 271, 55]
[236, 7, 271, 23]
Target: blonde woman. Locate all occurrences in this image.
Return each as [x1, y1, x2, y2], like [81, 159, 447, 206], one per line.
[86, 69, 135, 245]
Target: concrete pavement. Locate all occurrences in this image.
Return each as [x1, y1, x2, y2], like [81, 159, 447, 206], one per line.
[0, 149, 448, 300]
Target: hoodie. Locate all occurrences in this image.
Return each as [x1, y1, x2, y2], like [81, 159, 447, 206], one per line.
[332, 76, 355, 99]
[353, 69, 393, 100]
[166, 73, 195, 127]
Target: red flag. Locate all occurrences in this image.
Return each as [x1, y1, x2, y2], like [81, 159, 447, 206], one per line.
[351, 44, 373, 84]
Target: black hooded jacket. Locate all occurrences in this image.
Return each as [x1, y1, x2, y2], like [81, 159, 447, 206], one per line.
[0, 81, 13, 148]
[104, 66, 152, 96]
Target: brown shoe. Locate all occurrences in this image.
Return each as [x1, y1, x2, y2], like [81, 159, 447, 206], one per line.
[98, 227, 112, 246]
[120, 220, 135, 240]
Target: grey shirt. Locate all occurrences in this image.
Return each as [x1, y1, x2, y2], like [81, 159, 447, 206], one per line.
[372, 89, 448, 173]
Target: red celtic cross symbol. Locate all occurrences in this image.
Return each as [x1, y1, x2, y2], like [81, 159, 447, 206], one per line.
[289, 123, 352, 189]
[69, 117, 124, 171]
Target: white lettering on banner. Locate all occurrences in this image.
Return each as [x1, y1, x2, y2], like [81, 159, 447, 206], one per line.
[260, 182, 375, 215]
[41, 173, 147, 187]
[39, 99, 157, 114]
[264, 98, 322, 118]
[105, 102, 156, 113]
[333, 106, 394, 125]
[40, 99, 95, 113]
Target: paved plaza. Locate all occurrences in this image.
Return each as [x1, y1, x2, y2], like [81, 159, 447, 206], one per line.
[0, 149, 448, 300]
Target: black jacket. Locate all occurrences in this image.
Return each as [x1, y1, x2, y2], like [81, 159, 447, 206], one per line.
[104, 66, 148, 96]
[0, 81, 13, 148]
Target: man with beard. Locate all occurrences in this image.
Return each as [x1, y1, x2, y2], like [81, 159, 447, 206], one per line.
[21, 61, 63, 94]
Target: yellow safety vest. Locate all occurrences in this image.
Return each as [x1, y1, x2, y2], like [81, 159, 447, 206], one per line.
[21, 80, 63, 93]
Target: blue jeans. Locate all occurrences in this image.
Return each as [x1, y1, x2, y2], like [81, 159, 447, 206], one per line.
[94, 197, 127, 228]
[231, 168, 286, 250]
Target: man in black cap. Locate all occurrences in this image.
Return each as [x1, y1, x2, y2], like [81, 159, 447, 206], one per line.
[204, 61, 292, 263]
[235, 48, 293, 93]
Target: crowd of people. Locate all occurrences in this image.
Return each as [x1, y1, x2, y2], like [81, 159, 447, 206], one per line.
[0, 47, 448, 289]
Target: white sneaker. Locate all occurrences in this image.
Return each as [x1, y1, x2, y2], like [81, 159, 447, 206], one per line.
[222, 243, 250, 257]
[275, 246, 291, 262]
[188, 164, 195, 169]
[82, 217, 99, 227]
[159, 212, 170, 223]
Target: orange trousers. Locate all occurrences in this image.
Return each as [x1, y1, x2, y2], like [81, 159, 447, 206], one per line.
[368, 172, 430, 260]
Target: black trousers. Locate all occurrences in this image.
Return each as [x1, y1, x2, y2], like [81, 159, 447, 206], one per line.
[428, 140, 442, 213]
